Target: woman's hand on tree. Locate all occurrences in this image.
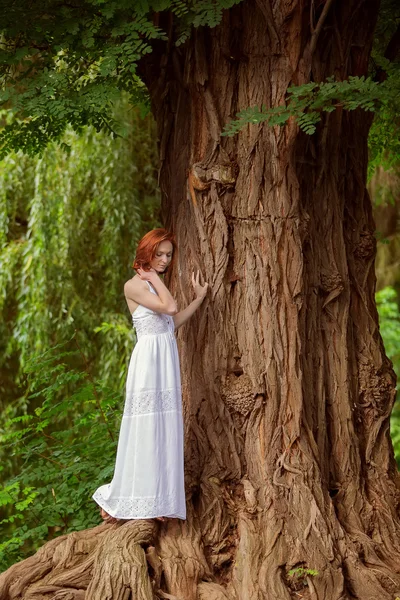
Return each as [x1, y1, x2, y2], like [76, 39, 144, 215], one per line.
[192, 270, 209, 300]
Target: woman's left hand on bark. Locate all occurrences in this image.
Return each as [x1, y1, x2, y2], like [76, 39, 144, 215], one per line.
[192, 270, 209, 300]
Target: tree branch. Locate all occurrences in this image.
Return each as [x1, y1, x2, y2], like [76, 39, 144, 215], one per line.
[254, 0, 280, 49]
[309, 0, 336, 56]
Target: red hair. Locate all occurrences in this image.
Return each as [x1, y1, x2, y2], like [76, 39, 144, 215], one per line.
[133, 229, 177, 272]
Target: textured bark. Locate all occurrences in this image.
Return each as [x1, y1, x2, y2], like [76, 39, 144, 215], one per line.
[2, 1, 400, 599]
[0, 521, 157, 600]
[141, 0, 400, 597]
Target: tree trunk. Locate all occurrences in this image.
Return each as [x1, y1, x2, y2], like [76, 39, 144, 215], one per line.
[1, 1, 400, 599]
[142, 0, 400, 597]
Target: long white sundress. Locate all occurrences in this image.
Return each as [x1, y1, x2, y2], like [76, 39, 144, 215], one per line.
[92, 282, 186, 520]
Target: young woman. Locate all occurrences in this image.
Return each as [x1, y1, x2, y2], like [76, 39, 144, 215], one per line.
[92, 228, 208, 522]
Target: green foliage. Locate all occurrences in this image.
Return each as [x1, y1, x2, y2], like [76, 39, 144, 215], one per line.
[288, 567, 319, 577]
[0, 99, 160, 553]
[221, 0, 400, 173]
[223, 65, 400, 147]
[0, 0, 398, 180]
[376, 287, 400, 378]
[288, 567, 319, 589]
[375, 230, 390, 244]
[0, 99, 159, 405]
[370, 166, 400, 208]
[391, 401, 400, 468]
[0, 342, 121, 571]
[222, 53, 400, 181]
[367, 100, 400, 179]
[376, 286, 400, 466]
[0, 0, 243, 156]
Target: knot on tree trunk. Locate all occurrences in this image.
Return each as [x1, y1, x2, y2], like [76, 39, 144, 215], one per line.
[320, 269, 344, 308]
[358, 360, 395, 412]
[190, 163, 237, 191]
[357, 359, 397, 463]
[354, 228, 376, 259]
[320, 270, 344, 293]
[221, 373, 254, 416]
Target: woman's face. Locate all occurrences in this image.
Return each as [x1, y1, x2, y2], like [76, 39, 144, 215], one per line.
[150, 240, 173, 273]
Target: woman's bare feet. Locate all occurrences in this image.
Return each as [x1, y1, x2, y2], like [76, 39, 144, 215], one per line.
[100, 508, 168, 523]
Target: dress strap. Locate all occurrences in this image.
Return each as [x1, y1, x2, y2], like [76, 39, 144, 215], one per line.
[146, 281, 157, 294]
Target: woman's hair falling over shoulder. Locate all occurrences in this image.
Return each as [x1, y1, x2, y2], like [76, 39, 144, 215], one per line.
[133, 228, 177, 272]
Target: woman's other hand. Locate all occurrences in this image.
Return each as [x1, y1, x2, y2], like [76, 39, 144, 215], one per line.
[191, 270, 209, 300]
[137, 268, 157, 282]
[172, 270, 209, 330]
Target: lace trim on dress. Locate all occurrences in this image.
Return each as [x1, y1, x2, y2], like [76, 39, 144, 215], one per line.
[93, 487, 186, 519]
[133, 313, 174, 337]
[123, 387, 181, 416]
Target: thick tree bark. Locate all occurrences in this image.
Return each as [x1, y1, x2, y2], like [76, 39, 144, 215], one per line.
[142, 0, 400, 597]
[2, 1, 400, 599]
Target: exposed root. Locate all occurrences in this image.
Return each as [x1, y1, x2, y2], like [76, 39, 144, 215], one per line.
[0, 521, 156, 600]
[85, 520, 156, 600]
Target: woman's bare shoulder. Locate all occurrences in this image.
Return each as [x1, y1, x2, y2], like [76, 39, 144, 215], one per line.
[124, 275, 145, 296]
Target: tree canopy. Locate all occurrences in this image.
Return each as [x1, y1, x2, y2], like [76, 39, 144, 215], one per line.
[0, 0, 399, 170]
[0, 0, 242, 156]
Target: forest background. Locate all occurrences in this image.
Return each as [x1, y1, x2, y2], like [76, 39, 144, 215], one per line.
[0, 0, 399, 583]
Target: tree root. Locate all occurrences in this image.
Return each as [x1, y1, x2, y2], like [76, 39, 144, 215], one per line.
[0, 515, 237, 600]
[0, 520, 157, 600]
[1, 509, 400, 600]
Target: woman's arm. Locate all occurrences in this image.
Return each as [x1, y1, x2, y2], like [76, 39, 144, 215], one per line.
[173, 271, 208, 330]
[125, 270, 178, 315]
[141, 269, 178, 315]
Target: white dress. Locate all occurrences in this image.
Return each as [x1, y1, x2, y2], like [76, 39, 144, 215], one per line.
[92, 282, 186, 520]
